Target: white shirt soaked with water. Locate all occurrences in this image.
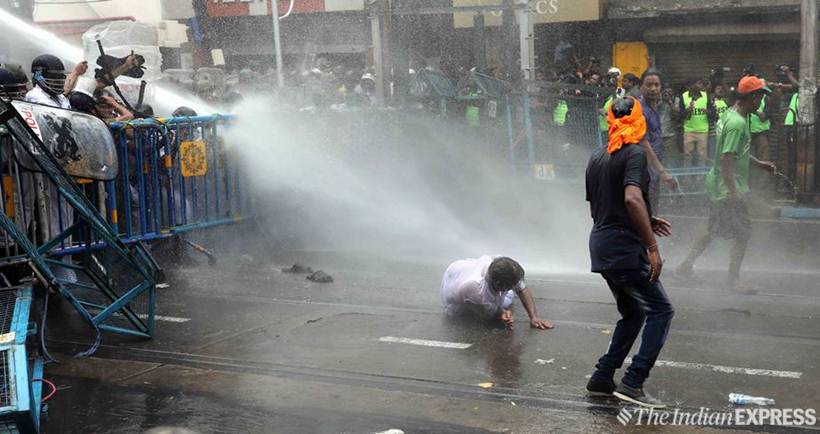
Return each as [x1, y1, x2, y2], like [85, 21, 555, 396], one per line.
[440, 255, 525, 318]
[25, 86, 71, 109]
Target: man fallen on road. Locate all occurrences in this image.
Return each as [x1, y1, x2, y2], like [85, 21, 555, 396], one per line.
[439, 255, 553, 330]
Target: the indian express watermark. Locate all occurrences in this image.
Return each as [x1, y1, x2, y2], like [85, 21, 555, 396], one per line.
[617, 407, 817, 427]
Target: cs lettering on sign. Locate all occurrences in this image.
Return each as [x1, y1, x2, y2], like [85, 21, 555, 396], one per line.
[534, 0, 560, 15]
[491, 0, 559, 17]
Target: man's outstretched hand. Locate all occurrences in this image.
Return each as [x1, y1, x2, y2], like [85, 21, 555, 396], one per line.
[651, 216, 672, 237]
[530, 317, 554, 330]
[500, 309, 514, 329]
[660, 171, 679, 191]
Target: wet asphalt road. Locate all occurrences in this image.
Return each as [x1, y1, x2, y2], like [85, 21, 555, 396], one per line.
[39, 231, 819, 433]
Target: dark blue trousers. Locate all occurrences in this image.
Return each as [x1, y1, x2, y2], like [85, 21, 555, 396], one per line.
[593, 268, 675, 388]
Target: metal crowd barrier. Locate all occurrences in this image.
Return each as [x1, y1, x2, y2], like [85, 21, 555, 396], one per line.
[504, 82, 608, 177]
[0, 100, 158, 358]
[0, 286, 44, 433]
[107, 114, 252, 244]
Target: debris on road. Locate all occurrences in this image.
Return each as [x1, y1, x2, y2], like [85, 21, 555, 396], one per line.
[729, 393, 775, 406]
[282, 262, 314, 273]
[478, 382, 493, 389]
[534, 358, 555, 365]
[601, 329, 612, 335]
[307, 270, 333, 283]
[305, 317, 323, 324]
[156, 283, 170, 289]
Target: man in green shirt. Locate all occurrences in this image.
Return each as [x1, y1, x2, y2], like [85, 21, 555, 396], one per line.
[679, 78, 715, 167]
[676, 76, 776, 292]
[784, 92, 799, 127]
[749, 93, 776, 161]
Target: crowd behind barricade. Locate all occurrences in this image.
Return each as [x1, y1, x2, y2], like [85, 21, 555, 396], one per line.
[527, 58, 802, 176]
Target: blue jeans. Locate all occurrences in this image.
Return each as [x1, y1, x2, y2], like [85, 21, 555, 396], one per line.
[593, 268, 674, 388]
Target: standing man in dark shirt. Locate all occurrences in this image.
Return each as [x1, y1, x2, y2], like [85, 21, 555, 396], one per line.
[584, 97, 675, 408]
[637, 70, 678, 209]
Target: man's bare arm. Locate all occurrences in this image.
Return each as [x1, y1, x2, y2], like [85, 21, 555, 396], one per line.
[750, 155, 776, 171]
[625, 185, 663, 282]
[64, 61, 88, 95]
[640, 138, 678, 191]
[516, 288, 553, 330]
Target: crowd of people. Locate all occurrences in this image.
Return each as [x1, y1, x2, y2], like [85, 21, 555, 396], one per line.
[539, 61, 802, 171]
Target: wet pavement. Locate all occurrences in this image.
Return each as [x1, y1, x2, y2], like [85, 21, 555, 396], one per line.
[38, 229, 819, 433]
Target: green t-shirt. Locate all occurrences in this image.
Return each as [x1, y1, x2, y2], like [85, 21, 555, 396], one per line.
[705, 108, 751, 201]
[784, 93, 799, 126]
[683, 91, 709, 133]
[749, 96, 771, 133]
[465, 105, 480, 127]
[599, 95, 613, 132]
[553, 100, 568, 126]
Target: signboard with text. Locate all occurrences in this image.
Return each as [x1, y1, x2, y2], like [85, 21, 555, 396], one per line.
[453, 0, 601, 28]
[205, 0, 363, 17]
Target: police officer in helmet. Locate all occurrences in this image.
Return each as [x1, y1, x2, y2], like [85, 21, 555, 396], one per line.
[0, 64, 28, 101]
[25, 54, 71, 109]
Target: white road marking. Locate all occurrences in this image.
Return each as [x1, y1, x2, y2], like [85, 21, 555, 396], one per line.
[155, 315, 191, 323]
[378, 336, 472, 349]
[132, 314, 191, 323]
[625, 357, 802, 379]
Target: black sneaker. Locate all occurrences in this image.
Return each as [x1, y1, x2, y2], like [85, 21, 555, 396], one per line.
[613, 384, 666, 408]
[586, 377, 616, 397]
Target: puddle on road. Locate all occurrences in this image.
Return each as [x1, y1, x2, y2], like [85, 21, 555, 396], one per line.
[43, 375, 505, 433]
[44, 376, 270, 433]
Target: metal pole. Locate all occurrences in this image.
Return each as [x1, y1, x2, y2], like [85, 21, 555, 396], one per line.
[272, 0, 285, 88]
[798, 0, 817, 197]
[474, 13, 486, 72]
[505, 94, 517, 175]
[515, 0, 534, 83]
[371, 10, 385, 105]
[502, 0, 516, 82]
[516, 0, 535, 172]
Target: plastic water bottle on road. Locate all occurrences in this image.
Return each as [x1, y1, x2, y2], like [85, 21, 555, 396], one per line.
[729, 393, 776, 406]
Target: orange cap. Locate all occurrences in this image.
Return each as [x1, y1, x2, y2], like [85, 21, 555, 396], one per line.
[737, 76, 771, 94]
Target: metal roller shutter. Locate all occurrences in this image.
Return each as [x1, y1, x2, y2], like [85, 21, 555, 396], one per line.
[651, 41, 799, 90]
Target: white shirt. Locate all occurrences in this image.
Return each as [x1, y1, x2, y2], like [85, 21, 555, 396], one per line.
[440, 255, 525, 318]
[25, 86, 71, 109]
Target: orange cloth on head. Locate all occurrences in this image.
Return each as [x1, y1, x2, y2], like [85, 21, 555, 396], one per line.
[606, 96, 646, 154]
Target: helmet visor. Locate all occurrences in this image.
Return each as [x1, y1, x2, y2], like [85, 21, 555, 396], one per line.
[0, 84, 28, 100]
[43, 74, 66, 95]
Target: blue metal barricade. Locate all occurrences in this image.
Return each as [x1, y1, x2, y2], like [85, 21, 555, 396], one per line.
[108, 114, 252, 244]
[505, 82, 608, 178]
[0, 287, 44, 434]
[0, 100, 158, 359]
